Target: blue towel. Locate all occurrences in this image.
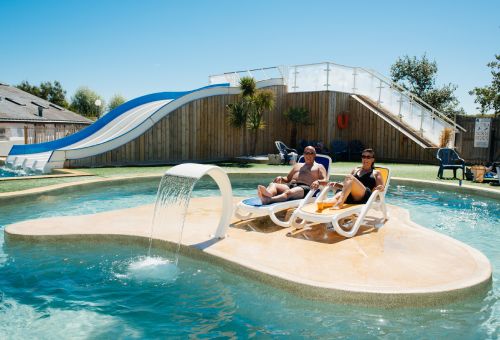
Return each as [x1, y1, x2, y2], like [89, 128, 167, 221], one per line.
[242, 197, 274, 207]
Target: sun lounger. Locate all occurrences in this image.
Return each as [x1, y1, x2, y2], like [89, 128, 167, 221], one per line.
[234, 154, 332, 227]
[289, 166, 391, 237]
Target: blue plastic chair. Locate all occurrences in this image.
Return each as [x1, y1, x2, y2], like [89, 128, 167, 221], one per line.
[437, 148, 465, 179]
[330, 140, 348, 162]
[347, 140, 365, 161]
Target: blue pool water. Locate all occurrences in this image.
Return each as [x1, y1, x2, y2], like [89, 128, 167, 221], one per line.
[0, 167, 31, 178]
[0, 174, 499, 338]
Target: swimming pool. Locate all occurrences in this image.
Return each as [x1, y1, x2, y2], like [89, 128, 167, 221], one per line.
[0, 174, 498, 338]
[0, 167, 31, 178]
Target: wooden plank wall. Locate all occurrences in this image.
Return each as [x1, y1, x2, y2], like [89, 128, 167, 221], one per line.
[67, 86, 437, 168]
[455, 116, 499, 163]
[338, 98, 436, 163]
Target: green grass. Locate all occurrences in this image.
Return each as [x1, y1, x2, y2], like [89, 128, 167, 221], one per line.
[0, 177, 90, 193]
[0, 162, 498, 194]
[80, 165, 173, 177]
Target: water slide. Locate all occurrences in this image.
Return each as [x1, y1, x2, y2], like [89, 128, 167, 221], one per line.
[6, 84, 238, 173]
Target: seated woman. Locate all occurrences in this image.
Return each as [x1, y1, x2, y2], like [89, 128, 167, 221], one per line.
[323, 148, 385, 209]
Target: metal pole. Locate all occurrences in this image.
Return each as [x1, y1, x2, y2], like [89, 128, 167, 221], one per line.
[292, 66, 298, 91]
[419, 107, 425, 136]
[377, 79, 383, 106]
[398, 93, 403, 120]
[352, 68, 357, 94]
[325, 62, 330, 91]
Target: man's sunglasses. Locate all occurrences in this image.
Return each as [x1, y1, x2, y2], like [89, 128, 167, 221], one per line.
[361, 155, 373, 159]
[304, 151, 316, 155]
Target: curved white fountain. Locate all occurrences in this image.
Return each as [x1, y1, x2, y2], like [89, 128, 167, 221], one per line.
[164, 163, 233, 239]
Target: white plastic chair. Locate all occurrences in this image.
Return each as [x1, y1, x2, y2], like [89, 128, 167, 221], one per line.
[289, 167, 391, 237]
[234, 154, 332, 227]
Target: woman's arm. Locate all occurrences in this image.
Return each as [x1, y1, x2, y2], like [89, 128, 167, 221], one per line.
[373, 170, 385, 191]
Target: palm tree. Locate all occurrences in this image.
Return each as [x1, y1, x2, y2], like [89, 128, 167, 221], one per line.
[283, 107, 310, 148]
[226, 101, 248, 155]
[226, 77, 275, 156]
[247, 89, 275, 155]
[239, 76, 256, 98]
[227, 77, 257, 156]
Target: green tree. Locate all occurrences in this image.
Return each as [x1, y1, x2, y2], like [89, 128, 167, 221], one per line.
[390, 54, 464, 117]
[226, 77, 275, 156]
[226, 101, 248, 155]
[70, 87, 105, 119]
[247, 89, 274, 156]
[469, 54, 500, 117]
[16, 80, 69, 108]
[108, 94, 126, 111]
[283, 107, 310, 148]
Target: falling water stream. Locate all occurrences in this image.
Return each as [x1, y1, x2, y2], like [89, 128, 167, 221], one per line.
[126, 174, 197, 281]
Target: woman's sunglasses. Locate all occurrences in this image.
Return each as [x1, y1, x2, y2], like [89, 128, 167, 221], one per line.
[361, 155, 373, 159]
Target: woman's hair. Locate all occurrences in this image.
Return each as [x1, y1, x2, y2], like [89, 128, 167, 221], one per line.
[362, 148, 375, 169]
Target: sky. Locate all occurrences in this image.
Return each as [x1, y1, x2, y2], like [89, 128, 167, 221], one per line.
[1, 0, 499, 114]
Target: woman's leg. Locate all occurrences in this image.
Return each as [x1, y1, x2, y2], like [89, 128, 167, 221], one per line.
[324, 191, 342, 205]
[334, 174, 367, 208]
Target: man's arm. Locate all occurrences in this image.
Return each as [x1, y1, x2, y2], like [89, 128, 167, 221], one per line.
[311, 165, 328, 189]
[274, 164, 299, 183]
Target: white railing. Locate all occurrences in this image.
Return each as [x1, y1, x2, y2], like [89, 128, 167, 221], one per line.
[287, 62, 464, 146]
[210, 62, 465, 147]
[209, 66, 286, 87]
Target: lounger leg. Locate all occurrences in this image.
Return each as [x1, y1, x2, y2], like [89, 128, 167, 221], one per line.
[269, 209, 291, 228]
[234, 208, 253, 220]
[290, 214, 307, 229]
[333, 212, 364, 238]
[380, 196, 388, 221]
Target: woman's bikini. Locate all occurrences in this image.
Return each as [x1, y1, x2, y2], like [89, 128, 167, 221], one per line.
[344, 167, 376, 204]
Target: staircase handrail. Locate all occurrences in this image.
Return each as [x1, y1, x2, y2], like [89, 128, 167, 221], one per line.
[358, 67, 466, 132]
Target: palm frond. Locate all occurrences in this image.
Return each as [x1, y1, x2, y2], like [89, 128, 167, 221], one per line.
[239, 77, 256, 98]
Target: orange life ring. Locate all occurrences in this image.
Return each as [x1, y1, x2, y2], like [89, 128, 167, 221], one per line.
[337, 114, 349, 129]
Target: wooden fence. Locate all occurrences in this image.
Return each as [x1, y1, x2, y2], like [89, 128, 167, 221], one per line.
[66, 85, 439, 168]
[455, 116, 499, 164]
[24, 124, 89, 144]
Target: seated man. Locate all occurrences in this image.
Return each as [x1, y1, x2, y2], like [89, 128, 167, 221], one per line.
[258, 146, 328, 204]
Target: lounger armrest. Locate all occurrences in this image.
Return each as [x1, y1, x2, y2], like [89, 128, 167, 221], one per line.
[363, 189, 383, 206]
[315, 185, 332, 202]
[296, 188, 318, 209]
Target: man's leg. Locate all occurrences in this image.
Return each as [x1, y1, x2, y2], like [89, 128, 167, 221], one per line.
[258, 182, 289, 198]
[258, 183, 289, 203]
[261, 187, 304, 204]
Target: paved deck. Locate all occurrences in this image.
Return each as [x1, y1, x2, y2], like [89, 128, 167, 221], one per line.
[4, 197, 492, 306]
